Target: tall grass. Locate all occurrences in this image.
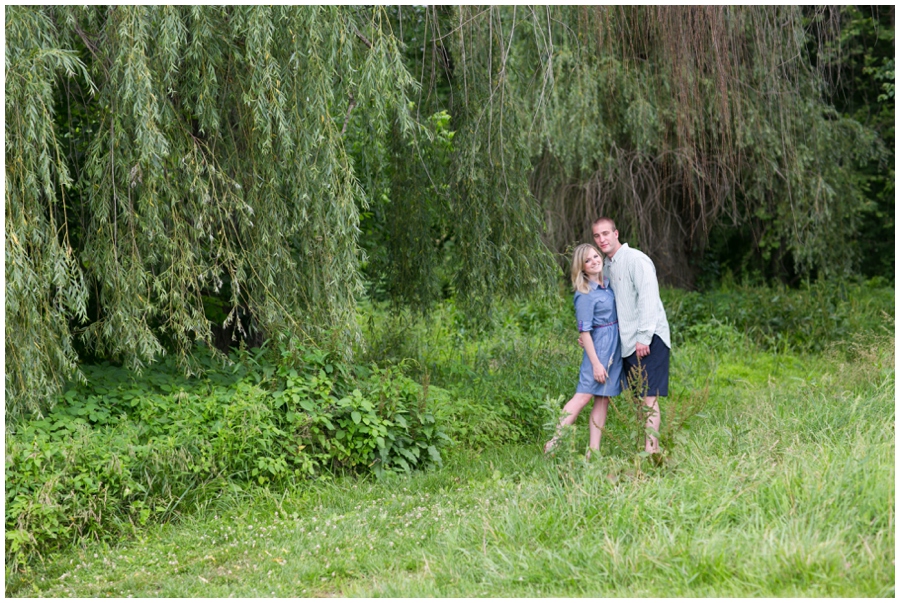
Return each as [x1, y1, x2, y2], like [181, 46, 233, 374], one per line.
[8, 284, 893, 597]
[358, 280, 893, 457]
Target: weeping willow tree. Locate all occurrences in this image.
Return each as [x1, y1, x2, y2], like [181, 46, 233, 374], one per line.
[6, 6, 424, 416]
[6, 6, 884, 416]
[401, 6, 883, 286]
[351, 8, 561, 310]
[524, 6, 883, 286]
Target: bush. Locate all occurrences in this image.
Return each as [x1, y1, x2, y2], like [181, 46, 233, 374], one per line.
[664, 280, 893, 352]
[273, 349, 448, 478]
[5, 343, 448, 569]
[359, 297, 575, 448]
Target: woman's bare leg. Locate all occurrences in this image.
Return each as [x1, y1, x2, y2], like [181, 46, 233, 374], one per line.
[544, 392, 594, 453]
[588, 396, 610, 452]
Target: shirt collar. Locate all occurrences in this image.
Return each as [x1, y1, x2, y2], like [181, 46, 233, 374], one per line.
[608, 242, 630, 262]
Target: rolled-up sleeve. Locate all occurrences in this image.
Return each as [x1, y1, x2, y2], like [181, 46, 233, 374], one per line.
[574, 292, 594, 332]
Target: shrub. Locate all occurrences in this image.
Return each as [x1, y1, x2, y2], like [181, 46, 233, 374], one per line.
[664, 280, 894, 352]
[359, 297, 575, 447]
[5, 342, 448, 569]
[274, 350, 448, 478]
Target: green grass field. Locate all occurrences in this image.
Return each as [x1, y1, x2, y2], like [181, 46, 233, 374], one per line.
[9, 325, 893, 597]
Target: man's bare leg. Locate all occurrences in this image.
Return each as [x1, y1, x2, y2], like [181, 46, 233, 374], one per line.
[644, 395, 660, 454]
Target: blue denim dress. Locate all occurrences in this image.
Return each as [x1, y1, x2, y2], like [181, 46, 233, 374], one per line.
[574, 279, 623, 397]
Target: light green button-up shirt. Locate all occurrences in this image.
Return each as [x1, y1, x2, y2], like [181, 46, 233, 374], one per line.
[604, 243, 671, 357]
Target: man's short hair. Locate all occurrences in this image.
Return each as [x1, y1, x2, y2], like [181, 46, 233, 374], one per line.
[593, 216, 616, 231]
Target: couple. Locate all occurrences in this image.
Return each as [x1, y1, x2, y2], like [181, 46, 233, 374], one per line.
[544, 217, 671, 459]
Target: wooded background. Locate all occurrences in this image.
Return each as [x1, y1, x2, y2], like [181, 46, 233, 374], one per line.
[6, 6, 894, 415]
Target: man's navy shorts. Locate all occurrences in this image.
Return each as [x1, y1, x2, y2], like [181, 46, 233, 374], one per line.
[622, 334, 670, 397]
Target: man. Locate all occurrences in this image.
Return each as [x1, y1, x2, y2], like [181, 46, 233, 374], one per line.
[592, 217, 670, 455]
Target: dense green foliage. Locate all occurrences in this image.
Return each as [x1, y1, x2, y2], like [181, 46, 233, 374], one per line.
[664, 278, 894, 352]
[7, 281, 892, 575]
[6, 6, 443, 417]
[699, 6, 894, 285]
[6, 6, 894, 417]
[820, 6, 895, 280]
[7, 282, 894, 596]
[453, 6, 887, 286]
[360, 279, 894, 447]
[6, 343, 447, 566]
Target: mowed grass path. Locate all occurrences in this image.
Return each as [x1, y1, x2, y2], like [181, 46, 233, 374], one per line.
[11, 340, 894, 597]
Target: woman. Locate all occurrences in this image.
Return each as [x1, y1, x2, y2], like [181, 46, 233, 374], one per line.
[544, 243, 622, 457]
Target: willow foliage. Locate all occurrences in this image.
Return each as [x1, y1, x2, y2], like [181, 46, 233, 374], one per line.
[6, 6, 885, 416]
[535, 7, 882, 284]
[425, 7, 883, 285]
[7, 9, 91, 413]
[6, 6, 423, 416]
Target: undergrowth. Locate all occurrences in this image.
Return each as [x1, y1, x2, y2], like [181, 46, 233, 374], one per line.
[359, 279, 893, 454]
[5, 280, 894, 588]
[10, 328, 894, 597]
[663, 278, 893, 352]
[5, 343, 448, 570]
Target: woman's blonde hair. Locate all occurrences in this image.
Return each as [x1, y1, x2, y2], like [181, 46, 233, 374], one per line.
[571, 243, 603, 294]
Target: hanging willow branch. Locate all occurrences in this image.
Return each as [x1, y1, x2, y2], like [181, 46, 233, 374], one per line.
[439, 6, 882, 286]
[5, 6, 420, 417]
[5, 6, 884, 417]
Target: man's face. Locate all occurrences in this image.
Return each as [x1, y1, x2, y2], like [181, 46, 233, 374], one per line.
[592, 220, 620, 257]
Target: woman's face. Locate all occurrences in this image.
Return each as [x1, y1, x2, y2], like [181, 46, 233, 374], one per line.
[582, 248, 603, 280]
